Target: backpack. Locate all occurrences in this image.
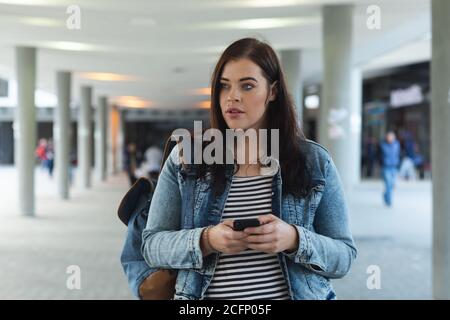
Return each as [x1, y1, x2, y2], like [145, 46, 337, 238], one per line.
[118, 137, 196, 299]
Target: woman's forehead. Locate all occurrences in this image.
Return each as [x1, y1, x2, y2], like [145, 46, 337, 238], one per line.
[221, 58, 264, 80]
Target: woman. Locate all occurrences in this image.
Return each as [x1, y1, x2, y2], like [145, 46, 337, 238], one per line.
[142, 38, 357, 300]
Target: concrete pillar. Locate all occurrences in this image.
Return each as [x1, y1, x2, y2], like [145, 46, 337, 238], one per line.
[431, 0, 450, 300]
[95, 96, 107, 181]
[319, 5, 355, 193]
[15, 47, 36, 216]
[350, 68, 362, 186]
[116, 109, 125, 174]
[281, 49, 303, 127]
[78, 86, 92, 188]
[54, 71, 71, 199]
[107, 105, 118, 176]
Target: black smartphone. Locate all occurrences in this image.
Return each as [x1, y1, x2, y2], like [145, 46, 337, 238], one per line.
[233, 218, 261, 231]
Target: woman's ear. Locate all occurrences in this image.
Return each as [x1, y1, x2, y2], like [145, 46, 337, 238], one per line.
[269, 81, 278, 102]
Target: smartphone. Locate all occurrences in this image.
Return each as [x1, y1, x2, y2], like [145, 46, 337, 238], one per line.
[233, 218, 261, 231]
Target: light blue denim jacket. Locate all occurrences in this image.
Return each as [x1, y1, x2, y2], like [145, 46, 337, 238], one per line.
[141, 140, 357, 300]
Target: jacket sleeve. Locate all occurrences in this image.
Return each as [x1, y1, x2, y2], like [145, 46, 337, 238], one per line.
[284, 157, 357, 279]
[141, 146, 205, 270]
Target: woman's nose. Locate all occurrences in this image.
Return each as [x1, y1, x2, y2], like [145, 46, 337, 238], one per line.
[227, 89, 241, 102]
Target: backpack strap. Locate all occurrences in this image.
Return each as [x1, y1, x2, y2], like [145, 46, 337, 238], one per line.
[117, 177, 153, 226]
[160, 137, 178, 172]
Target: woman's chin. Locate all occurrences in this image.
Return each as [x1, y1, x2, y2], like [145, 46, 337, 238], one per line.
[225, 118, 259, 131]
[227, 124, 250, 131]
[226, 121, 246, 130]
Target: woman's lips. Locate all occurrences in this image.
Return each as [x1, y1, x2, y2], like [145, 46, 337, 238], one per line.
[226, 107, 244, 113]
[227, 112, 244, 119]
[226, 108, 245, 119]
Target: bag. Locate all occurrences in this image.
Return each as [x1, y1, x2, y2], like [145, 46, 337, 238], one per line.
[118, 137, 195, 300]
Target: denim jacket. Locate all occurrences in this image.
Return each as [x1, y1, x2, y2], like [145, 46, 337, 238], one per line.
[380, 140, 400, 168]
[139, 139, 357, 300]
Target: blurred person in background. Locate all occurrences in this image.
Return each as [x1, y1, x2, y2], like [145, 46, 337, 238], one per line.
[46, 138, 55, 178]
[124, 143, 138, 186]
[380, 131, 400, 207]
[144, 145, 163, 181]
[363, 136, 378, 178]
[35, 138, 48, 170]
[69, 150, 77, 186]
[413, 145, 425, 179]
[398, 130, 417, 181]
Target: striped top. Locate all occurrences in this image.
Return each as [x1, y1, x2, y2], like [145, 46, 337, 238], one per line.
[204, 175, 291, 300]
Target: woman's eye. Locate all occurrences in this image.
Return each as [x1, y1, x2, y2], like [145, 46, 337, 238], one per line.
[220, 83, 229, 89]
[242, 84, 254, 91]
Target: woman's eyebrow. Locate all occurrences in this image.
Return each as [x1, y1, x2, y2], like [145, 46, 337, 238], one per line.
[220, 77, 258, 82]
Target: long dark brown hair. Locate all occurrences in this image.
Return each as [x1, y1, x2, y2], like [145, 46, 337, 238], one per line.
[196, 37, 311, 197]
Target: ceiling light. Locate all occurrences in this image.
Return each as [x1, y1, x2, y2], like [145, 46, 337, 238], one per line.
[41, 41, 101, 51]
[113, 96, 152, 109]
[0, 0, 51, 5]
[218, 0, 316, 8]
[200, 17, 319, 30]
[305, 94, 319, 109]
[77, 72, 138, 82]
[19, 17, 62, 27]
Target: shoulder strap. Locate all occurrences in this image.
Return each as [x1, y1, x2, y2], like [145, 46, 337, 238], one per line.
[160, 137, 178, 173]
[117, 177, 153, 226]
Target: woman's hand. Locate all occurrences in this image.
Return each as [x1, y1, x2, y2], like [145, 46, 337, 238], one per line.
[207, 220, 249, 254]
[244, 214, 299, 254]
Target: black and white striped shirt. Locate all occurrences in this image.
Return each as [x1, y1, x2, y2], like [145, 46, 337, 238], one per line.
[204, 175, 291, 300]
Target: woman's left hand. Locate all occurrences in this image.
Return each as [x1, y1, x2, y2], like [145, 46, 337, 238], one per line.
[244, 214, 299, 254]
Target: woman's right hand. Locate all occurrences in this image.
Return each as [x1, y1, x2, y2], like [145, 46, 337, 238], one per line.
[207, 220, 249, 254]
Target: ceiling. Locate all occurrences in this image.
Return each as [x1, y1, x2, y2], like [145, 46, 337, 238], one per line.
[0, 0, 431, 110]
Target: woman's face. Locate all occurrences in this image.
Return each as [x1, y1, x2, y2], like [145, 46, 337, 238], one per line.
[219, 58, 276, 131]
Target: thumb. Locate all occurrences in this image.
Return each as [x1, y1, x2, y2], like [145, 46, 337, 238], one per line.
[258, 214, 277, 225]
[222, 219, 234, 228]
